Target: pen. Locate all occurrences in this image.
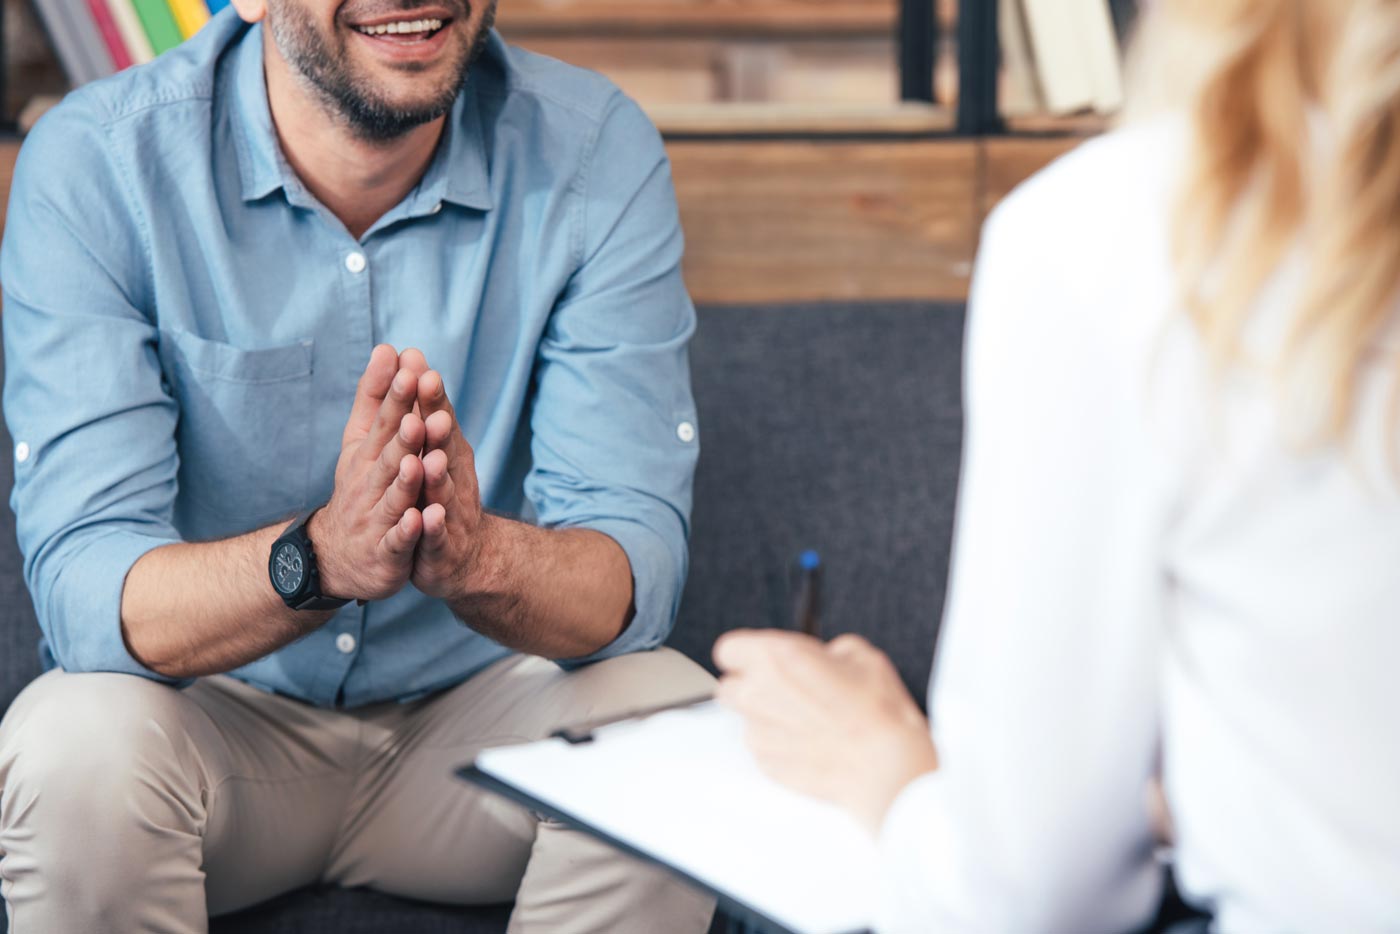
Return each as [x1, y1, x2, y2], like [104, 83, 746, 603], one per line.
[792, 549, 823, 638]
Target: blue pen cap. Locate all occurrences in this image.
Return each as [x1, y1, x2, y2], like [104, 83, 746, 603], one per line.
[798, 549, 822, 572]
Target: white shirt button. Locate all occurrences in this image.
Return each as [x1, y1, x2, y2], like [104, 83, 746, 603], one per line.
[430, 202, 443, 215]
[345, 252, 367, 274]
[14, 441, 30, 463]
[335, 632, 357, 654]
[676, 421, 696, 443]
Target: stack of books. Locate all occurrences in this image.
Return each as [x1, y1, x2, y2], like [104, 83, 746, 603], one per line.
[1000, 0, 1139, 117]
[31, 0, 228, 85]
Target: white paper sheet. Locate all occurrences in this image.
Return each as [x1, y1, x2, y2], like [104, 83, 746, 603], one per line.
[472, 702, 878, 934]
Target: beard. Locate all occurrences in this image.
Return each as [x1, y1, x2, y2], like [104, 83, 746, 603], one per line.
[267, 0, 497, 143]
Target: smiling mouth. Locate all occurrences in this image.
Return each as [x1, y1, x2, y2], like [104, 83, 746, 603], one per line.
[353, 16, 450, 41]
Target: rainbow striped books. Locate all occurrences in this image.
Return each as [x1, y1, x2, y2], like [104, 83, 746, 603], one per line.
[31, 0, 222, 84]
[166, 0, 210, 40]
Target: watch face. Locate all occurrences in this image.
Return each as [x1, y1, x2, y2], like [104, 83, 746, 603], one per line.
[272, 541, 306, 596]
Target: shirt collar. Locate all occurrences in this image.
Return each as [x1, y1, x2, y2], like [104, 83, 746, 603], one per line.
[228, 23, 494, 212]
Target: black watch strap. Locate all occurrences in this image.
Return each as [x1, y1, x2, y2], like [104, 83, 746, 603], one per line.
[269, 510, 351, 611]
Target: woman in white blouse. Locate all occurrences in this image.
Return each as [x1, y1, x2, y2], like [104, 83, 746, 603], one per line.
[714, 1, 1400, 930]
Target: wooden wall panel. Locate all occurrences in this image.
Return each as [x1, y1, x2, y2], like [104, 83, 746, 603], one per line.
[670, 140, 979, 305]
[980, 136, 1089, 224]
[510, 36, 898, 108]
[496, 0, 898, 37]
[0, 136, 1101, 307]
[0, 142, 18, 239]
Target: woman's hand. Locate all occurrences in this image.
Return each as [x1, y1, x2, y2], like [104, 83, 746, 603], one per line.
[714, 630, 939, 836]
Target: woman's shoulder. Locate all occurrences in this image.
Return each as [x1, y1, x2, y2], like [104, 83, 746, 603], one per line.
[976, 118, 1186, 328]
[985, 118, 1185, 269]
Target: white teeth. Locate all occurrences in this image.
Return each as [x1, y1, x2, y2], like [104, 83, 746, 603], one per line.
[357, 17, 442, 36]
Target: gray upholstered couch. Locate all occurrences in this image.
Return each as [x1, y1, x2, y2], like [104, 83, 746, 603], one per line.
[0, 303, 965, 932]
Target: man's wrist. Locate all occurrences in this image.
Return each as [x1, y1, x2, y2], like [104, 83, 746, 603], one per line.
[301, 507, 348, 601]
[451, 512, 511, 603]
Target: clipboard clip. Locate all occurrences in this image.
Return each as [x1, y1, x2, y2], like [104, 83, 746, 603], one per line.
[552, 693, 715, 745]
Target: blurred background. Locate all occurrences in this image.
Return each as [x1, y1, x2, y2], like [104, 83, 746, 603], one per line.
[0, 0, 1139, 306]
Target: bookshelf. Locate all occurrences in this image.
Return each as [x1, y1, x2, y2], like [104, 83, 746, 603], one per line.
[4, 0, 1133, 140]
[0, 1, 1125, 303]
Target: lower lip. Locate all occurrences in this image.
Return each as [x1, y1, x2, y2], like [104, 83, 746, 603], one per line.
[350, 24, 452, 63]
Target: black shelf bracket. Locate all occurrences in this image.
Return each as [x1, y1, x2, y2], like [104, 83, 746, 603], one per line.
[956, 0, 1001, 135]
[898, 0, 937, 104]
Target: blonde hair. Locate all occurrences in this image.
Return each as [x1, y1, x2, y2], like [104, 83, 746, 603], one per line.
[1127, 0, 1400, 444]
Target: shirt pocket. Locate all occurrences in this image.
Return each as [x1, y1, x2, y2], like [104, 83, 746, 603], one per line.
[161, 329, 315, 531]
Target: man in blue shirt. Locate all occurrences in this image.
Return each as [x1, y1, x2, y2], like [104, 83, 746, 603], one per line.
[0, 0, 715, 927]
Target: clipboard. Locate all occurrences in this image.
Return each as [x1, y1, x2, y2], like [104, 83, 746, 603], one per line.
[457, 701, 878, 934]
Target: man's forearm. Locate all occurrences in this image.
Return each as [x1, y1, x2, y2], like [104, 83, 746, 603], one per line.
[446, 517, 634, 659]
[121, 523, 332, 678]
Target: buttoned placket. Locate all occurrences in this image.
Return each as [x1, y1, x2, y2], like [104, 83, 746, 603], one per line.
[327, 232, 375, 706]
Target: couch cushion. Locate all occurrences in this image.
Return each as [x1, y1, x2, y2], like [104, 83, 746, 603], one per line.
[672, 302, 964, 700]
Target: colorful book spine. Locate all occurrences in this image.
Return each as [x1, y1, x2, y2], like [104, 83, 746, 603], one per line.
[32, 0, 116, 84]
[130, 0, 183, 54]
[166, 0, 210, 39]
[107, 0, 157, 64]
[86, 0, 134, 70]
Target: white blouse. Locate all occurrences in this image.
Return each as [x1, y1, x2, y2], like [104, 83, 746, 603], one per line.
[876, 121, 1400, 932]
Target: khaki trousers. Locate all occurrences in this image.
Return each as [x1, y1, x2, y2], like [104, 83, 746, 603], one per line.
[0, 648, 717, 934]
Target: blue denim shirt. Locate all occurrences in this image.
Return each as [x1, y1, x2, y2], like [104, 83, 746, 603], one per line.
[0, 12, 699, 707]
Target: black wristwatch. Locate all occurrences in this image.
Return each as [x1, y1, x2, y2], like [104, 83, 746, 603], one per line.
[269, 510, 351, 611]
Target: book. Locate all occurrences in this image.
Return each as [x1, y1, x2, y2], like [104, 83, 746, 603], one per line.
[1020, 0, 1124, 114]
[107, 0, 158, 64]
[206, 0, 231, 15]
[463, 702, 879, 934]
[86, 0, 134, 70]
[30, 0, 116, 84]
[998, 0, 1043, 117]
[130, 0, 184, 54]
[166, 0, 210, 39]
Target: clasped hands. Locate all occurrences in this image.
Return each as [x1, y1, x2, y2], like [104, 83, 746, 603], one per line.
[309, 345, 494, 603]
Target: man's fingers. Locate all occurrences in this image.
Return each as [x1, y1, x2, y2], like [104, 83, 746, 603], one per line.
[417, 370, 458, 428]
[422, 501, 448, 537]
[424, 410, 456, 452]
[399, 347, 429, 379]
[422, 405, 478, 495]
[380, 507, 424, 558]
[376, 454, 424, 525]
[422, 447, 456, 505]
[363, 368, 420, 458]
[419, 502, 449, 558]
[343, 345, 399, 447]
[370, 412, 426, 494]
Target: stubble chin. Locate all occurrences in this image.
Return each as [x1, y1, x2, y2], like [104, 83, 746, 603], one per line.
[268, 0, 492, 142]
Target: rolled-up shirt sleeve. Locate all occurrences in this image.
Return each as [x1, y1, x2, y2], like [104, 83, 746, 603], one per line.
[1, 96, 184, 682]
[524, 93, 699, 667]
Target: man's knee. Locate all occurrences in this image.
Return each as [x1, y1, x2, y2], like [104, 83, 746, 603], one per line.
[563, 647, 716, 713]
[0, 671, 205, 816]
